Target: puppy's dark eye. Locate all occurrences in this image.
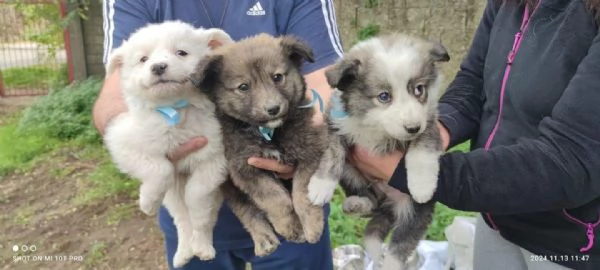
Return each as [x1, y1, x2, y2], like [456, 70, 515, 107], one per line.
[377, 91, 392, 103]
[414, 85, 425, 97]
[272, 73, 284, 82]
[176, 50, 188, 56]
[238, 83, 250, 91]
[140, 56, 148, 63]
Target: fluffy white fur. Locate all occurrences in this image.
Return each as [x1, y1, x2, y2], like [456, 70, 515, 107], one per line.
[103, 21, 232, 267]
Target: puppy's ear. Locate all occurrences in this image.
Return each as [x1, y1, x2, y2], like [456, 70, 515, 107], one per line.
[189, 54, 223, 92]
[325, 58, 361, 91]
[105, 42, 127, 77]
[429, 41, 450, 62]
[199, 28, 234, 49]
[279, 36, 315, 67]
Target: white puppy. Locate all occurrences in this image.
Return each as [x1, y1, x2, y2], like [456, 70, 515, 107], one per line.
[103, 21, 231, 267]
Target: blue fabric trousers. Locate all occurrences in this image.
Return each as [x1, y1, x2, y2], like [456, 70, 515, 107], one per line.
[159, 206, 334, 270]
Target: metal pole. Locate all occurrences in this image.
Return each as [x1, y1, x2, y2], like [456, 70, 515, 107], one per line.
[0, 70, 5, 97]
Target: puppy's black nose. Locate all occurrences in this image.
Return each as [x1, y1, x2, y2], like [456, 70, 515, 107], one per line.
[405, 125, 421, 134]
[151, 63, 168, 75]
[266, 105, 281, 116]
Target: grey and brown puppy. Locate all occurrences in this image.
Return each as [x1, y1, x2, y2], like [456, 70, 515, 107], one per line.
[311, 33, 450, 270]
[189, 34, 329, 253]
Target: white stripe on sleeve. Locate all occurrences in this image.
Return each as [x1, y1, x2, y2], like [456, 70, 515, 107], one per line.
[320, 0, 343, 57]
[326, 0, 343, 53]
[102, 0, 116, 65]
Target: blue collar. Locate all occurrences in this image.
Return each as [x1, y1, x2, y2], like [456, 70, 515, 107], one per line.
[258, 89, 347, 141]
[329, 94, 348, 119]
[298, 89, 324, 112]
[258, 126, 275, 141]
[155, 99, 189, 126]
[259, 89, 322, 141]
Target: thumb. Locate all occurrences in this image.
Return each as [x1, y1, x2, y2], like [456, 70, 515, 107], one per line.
[168, 136, 208, 162]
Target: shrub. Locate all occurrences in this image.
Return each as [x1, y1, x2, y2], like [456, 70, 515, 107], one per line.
[357, 23, 380, 41]
[17, 77, 102, 143]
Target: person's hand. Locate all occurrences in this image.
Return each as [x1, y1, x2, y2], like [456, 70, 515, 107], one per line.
[167, 136, 295, 179]
[167, 136, 209, 162]
[247, 157, 295, 180]
[348, 145, 404, 183]
[348, 121, 450, 183]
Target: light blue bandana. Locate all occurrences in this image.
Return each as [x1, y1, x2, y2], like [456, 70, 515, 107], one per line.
[155, 99, 189, 126]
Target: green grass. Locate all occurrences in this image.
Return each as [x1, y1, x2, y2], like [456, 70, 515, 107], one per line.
[0, 120, 61, 176]
[73, 144, 139, 205]
[0, 117, 136, 207]
[449, 141, 471, 153]
[427, 204, 475, 241]
[13, 205, 36, 225]
[107, 203, 137, 226]
[329, 188, 368, 247]
[84, 241, 108, 268]
[2, 65, 66, 89]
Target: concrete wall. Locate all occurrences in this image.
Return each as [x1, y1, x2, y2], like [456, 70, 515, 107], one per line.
[80, 0, 104, 77]
[79, 0, 487, 85]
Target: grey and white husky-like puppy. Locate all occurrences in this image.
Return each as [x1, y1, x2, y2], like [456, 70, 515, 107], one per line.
[309, 33, 450, 270]
[189, 33, 329, 254]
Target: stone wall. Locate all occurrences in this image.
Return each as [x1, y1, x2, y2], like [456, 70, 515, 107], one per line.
[333, 0, 486, 88]
[79, 0, 487, 84]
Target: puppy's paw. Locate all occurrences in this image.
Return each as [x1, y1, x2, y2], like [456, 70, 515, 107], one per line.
[302, 217, 324, 244]
[307, 175, 337, 206]
[173, 246, 194, 268]
[342, 196, 373, 216]
[273, 217, 306, 243]
[406, 170, 437, 203]
[191, 232, 216, 261]
[253, 232, 280, 257]
[191, 243, 216, 261]
[405, 149, 440, 203]
[139, 196, 161, 216]
[285, 224, 307, 243]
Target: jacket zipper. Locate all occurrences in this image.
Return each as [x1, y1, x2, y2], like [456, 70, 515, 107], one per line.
[563, 209, 600, 253]
[483, 1, 541, 230]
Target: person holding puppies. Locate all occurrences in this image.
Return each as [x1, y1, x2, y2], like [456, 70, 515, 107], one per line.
[349, 0, 600, 269]
[93, 0, 342, 269]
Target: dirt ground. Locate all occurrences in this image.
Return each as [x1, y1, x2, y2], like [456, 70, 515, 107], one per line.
[0, 97, 169, 270]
